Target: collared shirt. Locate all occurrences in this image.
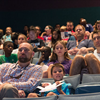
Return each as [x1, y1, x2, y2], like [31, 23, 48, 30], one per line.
[0, 63, 43, 92]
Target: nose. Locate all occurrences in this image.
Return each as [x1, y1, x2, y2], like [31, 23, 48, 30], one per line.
[21, 49, 25, 53]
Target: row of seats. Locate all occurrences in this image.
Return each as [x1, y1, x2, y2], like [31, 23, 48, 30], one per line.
[3, 92, 100, 100]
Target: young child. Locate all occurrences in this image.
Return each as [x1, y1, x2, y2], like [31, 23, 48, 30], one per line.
[28, 26, 45, 52]
[43, 40, 72, 78]
[27, 63, 70, 98]
[0, 41, 18, 64]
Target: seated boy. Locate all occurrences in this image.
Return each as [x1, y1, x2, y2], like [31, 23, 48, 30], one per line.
[0, 41, 18, 64]
[27, 63, 70, 98]
[28, 26, 45, 52]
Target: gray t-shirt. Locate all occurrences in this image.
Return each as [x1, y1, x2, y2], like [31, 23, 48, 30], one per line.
[66, 39, 95, 50]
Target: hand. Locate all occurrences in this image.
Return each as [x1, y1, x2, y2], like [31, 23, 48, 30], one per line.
[18, 90, 26, 98]
[78, 47, 88, 55]
[56, 81, 62, 92]
[68, 48, 79, 55]
[42, 83, 50, 88]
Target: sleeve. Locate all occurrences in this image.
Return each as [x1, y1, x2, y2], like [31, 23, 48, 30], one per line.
[89, 24, 93, 32]
[40, 40, 45, 47]
[87, 40, 95, 48]
[9, 66, 43, 92]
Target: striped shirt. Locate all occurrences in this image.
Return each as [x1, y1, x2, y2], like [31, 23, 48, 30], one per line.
[0, 63, 43, 92]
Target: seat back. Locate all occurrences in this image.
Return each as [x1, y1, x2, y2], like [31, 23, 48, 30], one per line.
[58, 92, 100, 100]
[3, 95, 57, 100]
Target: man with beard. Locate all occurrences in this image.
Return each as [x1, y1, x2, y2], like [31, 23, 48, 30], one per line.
[67, 24, 95, 55]
[0, 42, 42, 100]
[69, 30, 100, 76]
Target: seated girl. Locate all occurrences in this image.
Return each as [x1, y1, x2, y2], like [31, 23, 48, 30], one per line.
[43, 40, 72, 78]
[27, 63, 71, 98]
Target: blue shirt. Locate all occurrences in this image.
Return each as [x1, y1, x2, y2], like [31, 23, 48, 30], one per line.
[43, 81, 71, 96]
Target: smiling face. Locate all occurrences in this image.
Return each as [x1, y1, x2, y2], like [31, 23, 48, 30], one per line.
[54, 42, 66, 57]
[45, 26, 51, 35]
[18, 43, 33, 63]
[52, 66, 64, 81]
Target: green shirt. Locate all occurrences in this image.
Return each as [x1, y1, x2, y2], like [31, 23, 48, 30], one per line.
[0, 54, 18, 64]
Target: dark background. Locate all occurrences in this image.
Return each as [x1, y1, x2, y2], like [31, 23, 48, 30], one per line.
[0, 0, 100, 32]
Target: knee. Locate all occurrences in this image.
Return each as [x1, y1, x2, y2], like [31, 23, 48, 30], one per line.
[73, 55, 84, 62]
[85, 53, 95, 62]
[46, 92, 56, 97]
[27, 93, 38, 98]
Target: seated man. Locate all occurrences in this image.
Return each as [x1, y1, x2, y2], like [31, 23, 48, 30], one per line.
[69, 30, 100, 76]
[0, 41, 18, 64]
[37, 46, 51, 71]
[0, 42, 42, 100]
[67, 24, 95, 56]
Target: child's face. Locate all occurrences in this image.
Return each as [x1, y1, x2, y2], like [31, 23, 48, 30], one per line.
[4, 43, 14, 53]
[29, 30, 37, 40]
[53, 31, 58, 40]
[52, 66, 64, 81]
[18, 35, 26, 45]
[54, 43, 66, 57]
[45, 26, 51, 35]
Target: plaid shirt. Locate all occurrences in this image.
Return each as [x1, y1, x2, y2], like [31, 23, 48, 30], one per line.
[0, 63, 43, 92]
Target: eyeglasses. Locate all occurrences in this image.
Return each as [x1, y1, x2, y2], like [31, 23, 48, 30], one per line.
[93, 36, 100, 41]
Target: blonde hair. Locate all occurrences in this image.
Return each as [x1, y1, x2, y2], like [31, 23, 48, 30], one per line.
[49, 40, 71, 62]
[18, 34, 27, 41]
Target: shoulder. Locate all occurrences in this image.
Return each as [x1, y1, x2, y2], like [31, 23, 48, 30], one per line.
[28, 64, 42, 70]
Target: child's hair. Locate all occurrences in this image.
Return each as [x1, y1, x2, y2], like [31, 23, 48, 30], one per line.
[28, 26, 37, 33]
[18, 34, 27, 41]
[49, 40, 71, 62]
[51, 63, 65, 75]
[11, 32, 19, 42]
[51, 29, 61, 44]
[3, 41, 13, 48]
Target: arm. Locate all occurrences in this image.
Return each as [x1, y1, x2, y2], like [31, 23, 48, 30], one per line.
[9, 65, 43, 92]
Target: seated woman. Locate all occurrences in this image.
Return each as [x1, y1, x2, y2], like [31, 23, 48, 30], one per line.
[43, 40, 72, 78]
[41, 25, 53, 43]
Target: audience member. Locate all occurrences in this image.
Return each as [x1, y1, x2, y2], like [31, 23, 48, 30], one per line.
[48, 29, 61, 48]
[37, 46, 51, 71]
[28, 63, 70, 98]
[0, 42, 42, 99]
[12, 34, 27, 54]
[41, 25, 53, 42]
[80, 18, 93, 32]
[55, 23, 60, 30]
[11, 32, 19, 49]
[35, 26, 44, 41]
[0, 41, 18, 64]
[23, 25, 29, 36]
[28, 26, 45, 52]
[94, 20, 100, 31]
[69, 30, 100, 76]
[67, 24, 95, 55]
[43, 40, 72, 78]
[3, 27, 12, 42]
[0, 29, 4, 49]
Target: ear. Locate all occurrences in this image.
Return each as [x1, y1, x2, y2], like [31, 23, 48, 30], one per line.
[32, 51, 34, 58]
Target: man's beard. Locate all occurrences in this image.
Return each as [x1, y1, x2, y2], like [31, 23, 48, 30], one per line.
[18, 57, 31, 63]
